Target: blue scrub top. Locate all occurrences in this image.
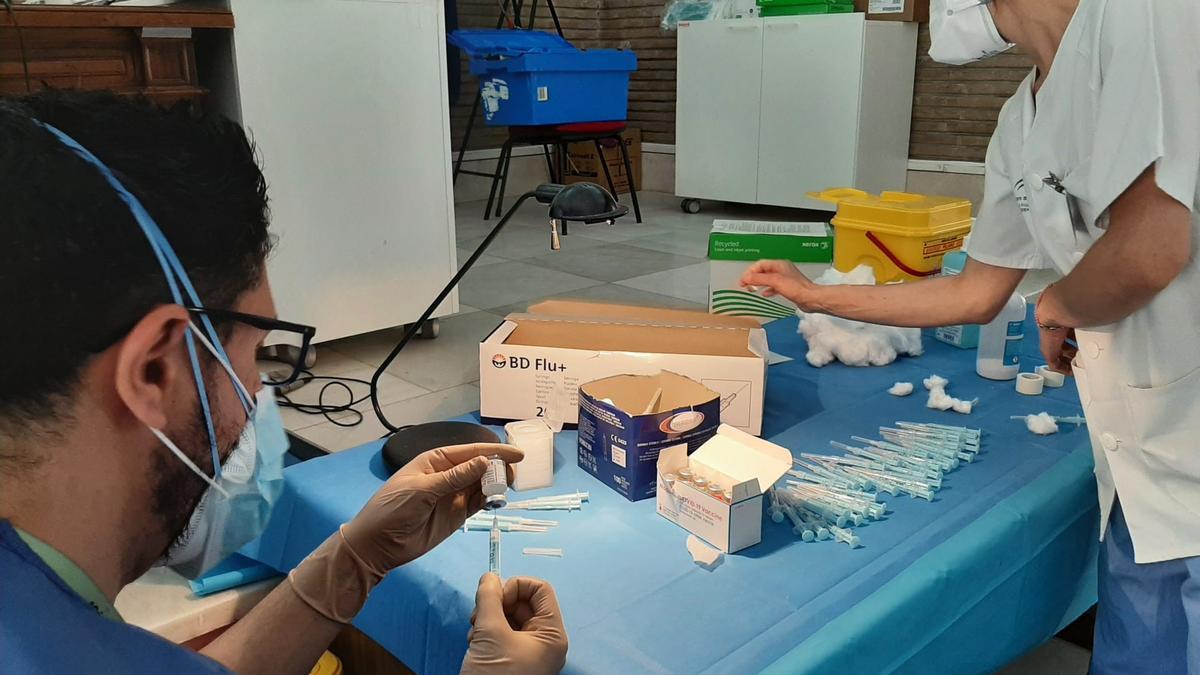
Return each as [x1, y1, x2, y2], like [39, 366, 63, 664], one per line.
[0, 519, 231, 674]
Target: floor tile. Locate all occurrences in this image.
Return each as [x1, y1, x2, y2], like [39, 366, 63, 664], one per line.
[996, 638, 1090, 675]
[458, 260, 600, 310]
[457, 248, 507, 269]
[292, 384, 480, 453]
[458, 221, 608, 261]
[623, 228, 712, 258]
[617, 262, 711, 305]
[489, 283, 707, 317]
[567, 220, 681, 243]
[321, 311, 505, 391]
[277, 366, 429, 432]
[524, 242, 703, 283]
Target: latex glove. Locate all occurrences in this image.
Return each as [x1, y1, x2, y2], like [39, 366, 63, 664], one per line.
[463, 574, 568, 674]
[289, 443, 523, 623]
[739, 260, 820, 310]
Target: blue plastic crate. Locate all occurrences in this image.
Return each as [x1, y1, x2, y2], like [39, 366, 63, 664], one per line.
[449, 30, 637, 126]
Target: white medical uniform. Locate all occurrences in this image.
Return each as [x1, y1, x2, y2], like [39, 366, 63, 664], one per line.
[965, 0, 1200, 565]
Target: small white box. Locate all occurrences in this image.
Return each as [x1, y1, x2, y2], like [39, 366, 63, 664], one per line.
[480, 301, 768, 435]
[656, 425, 793, 553]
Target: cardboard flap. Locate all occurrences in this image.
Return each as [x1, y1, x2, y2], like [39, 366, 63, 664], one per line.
[580, 371, 719, 415]
[692, 425, 792, 497]
[521, 300, 760, 330]
[503, 316, 759, 358]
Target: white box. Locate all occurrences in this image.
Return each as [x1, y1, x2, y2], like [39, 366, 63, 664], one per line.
[655, 425, 793, 552]
[708, 220, 833, 323]
[480, 300, 769, 435]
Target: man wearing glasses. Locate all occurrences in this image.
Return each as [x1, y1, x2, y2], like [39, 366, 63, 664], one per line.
[0, 90, 567, 674]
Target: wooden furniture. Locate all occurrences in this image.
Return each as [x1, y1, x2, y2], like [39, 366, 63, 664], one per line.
[674, 14, 917, 212]
[0, 4, 233, 105]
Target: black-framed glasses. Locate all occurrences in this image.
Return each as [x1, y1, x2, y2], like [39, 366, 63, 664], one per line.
[185, 306, 316, 387]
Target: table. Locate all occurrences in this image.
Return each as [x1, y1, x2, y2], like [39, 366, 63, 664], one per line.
[246, 313, 1099, 674]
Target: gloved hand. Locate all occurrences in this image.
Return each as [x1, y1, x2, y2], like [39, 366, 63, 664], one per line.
[288, 443, 523, 623]
[462, 574, 568, 674]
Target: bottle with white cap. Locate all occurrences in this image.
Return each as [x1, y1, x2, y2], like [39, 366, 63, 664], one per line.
[976, 291, 1026, 380]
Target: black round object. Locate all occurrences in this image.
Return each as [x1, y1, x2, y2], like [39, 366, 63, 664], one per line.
[381, 421, 500, 474]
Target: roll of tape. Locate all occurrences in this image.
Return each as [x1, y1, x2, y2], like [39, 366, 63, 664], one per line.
[1016, 372, 1045, 396]
[1034, 365, 1065, 388]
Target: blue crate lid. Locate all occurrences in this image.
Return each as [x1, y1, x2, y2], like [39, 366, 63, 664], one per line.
[449, 29, 579, 57]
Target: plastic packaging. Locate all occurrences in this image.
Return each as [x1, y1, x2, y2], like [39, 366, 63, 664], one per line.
[505, 420, 555, 491]
[660, 0, 730, 30]
[977, 292, 1026, 380]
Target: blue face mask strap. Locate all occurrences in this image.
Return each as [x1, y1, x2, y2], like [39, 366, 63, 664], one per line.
[34, 121, 240, 476]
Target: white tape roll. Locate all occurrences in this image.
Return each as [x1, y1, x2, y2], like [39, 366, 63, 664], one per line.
[1034, 365, 1065, 388]
[1016, 372, 1045, 396]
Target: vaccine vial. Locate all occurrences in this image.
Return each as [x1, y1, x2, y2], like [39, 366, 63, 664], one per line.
[481, 455, 508, 510]
[707, 483, 724, 501]
[692, 477, 709, 491]
[663, 472, 677, 489]
[677, 469, 694, 484]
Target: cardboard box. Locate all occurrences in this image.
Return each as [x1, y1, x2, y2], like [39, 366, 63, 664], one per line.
[656, 424, 792, 552]
[708, 220, 833, 322]
[559, 128, 642, 195]
[577, 371, 722, 501]
[480, 300, 768, 435]
[854, 0, 928, 22]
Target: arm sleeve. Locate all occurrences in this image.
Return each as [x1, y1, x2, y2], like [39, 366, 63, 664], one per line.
[964, 122, 1049, 270]
[1079, 0, 1200, 217]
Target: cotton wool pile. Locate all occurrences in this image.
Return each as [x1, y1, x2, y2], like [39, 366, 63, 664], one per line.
[796, 265, 923, 368]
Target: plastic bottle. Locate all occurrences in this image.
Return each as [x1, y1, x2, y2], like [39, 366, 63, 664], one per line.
[934, 250, 981, 349]
[976, 292, 1026, 380]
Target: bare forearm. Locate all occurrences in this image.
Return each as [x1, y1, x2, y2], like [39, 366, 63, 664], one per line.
[805, 260, 1025, 328]
[200, 581, 343, 675]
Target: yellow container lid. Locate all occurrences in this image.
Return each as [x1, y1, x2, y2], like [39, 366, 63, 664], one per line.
[808, 188, 972, 236]
[309, 651, 343, 675]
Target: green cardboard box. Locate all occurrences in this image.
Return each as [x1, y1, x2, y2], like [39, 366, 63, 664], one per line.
[707, 220, 833, 322]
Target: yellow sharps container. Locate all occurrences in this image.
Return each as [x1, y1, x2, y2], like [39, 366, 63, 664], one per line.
[809, 188, 973, 283]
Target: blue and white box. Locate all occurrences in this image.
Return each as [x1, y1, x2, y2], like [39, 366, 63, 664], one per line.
[577, 371, 721, 502]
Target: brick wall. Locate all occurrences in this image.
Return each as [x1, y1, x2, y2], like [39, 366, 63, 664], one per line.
[448, 10, 1033, 161]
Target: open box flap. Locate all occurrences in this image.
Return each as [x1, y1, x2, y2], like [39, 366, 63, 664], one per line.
[691, 425, 792, 499]
[518, 300, 761, 331]
[580, 371, 719, 416]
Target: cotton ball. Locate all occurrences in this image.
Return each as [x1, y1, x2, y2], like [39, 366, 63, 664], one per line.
[927, 387, 955, 411]
[952, 398, 976, 415]
[865, 334, 900, 366]
[924, 374, 949, 390]
[888, 382, 914, 396]
[1025, 413, 1059, 435]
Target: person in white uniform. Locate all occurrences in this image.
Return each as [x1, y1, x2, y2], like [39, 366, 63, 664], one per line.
[741, 0, 1200, 670]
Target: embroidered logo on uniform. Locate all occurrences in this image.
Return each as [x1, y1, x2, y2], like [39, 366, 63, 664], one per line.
[1013, 178, 1030, 214]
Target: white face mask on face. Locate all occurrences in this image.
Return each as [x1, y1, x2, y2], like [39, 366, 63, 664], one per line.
[151, 322, 289, 579]
[929, 0, 1014, 65]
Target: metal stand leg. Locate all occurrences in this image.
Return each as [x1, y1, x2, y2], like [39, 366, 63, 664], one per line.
[616, 134, 642, 223]
[495, 141, 515, 217]
[595, 139, 619, 200]
[542, 144, 555, 181]
[453, 91, 481, 185]
[484, 140, 511, 221]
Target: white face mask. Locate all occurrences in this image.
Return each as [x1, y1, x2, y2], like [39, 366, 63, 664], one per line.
[929, 0, 1014, 65]
[151, 322, 289, 579]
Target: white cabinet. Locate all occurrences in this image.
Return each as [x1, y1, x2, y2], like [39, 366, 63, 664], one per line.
[676, 15, 916, 211]
[223, 0, 459, 343]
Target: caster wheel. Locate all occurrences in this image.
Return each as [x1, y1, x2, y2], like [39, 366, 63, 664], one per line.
[681, 198, 701, 214]
[417, 319, 440, 339]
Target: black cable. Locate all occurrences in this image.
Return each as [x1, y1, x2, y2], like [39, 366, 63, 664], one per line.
[2, 0, 33, 93]
[276, 369, 374, 427]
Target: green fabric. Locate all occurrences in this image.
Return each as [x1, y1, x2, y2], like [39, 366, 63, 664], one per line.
[16, 528, 123, 622]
